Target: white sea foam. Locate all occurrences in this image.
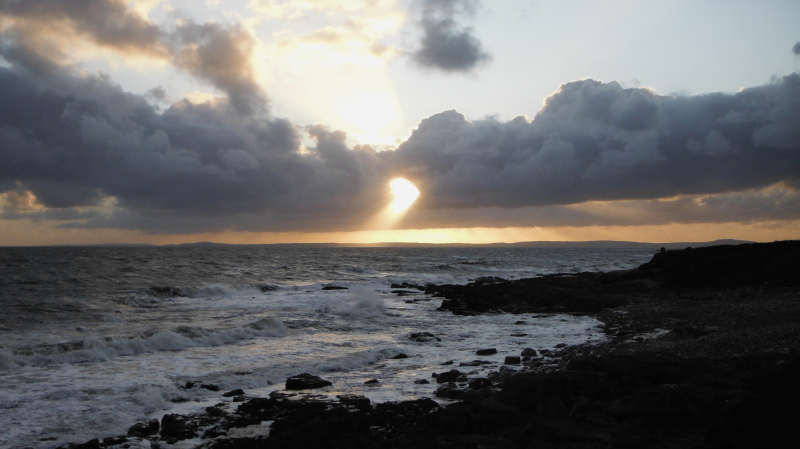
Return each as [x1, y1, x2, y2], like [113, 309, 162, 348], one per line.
[316, 286, 389, 317]
[3, 317, 287, 368]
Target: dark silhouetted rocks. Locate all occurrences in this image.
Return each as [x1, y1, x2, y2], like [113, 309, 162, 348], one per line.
[126, 419, 159, 438]
[408, 332, 438, 342]
[435, 369, 462, 383]
[285, 373, 332, 390]
[222, 389, 245, 397]
[476, 348, 497, 355]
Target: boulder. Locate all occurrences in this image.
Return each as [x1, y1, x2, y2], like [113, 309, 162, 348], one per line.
[285, 373, 332, 390]
[409, 332, 438, 342]
[160, 414, 197, 441]
[127, 419, 159, 438]
[521, 348, 538, 357]
[504, 356, 521, 365]
[436, 370, 462, 383]
[469, 377, 492, 390]
[222, 389, 245, 397]
[435, 383, 466, 400]
[476, 348, 497, 356]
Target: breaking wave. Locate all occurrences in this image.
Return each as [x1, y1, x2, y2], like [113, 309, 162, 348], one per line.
[1, 317, 287, 369]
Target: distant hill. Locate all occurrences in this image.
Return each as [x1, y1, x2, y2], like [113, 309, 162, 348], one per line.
[27, 239, 755, 249]
[328, 239, 754, 249]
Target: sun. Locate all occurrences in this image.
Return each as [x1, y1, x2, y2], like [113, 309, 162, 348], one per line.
[389, 178, 420, 213]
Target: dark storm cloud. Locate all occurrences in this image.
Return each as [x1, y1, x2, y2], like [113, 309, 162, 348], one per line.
[411, 0, 490, 73]
[793, 41, 800, 55]
[0, 1, 798, 233]
[168, 22, 266, 115]
[389, 76, 800, 211]
[0, 0, 163, 54]
[0, 0, 264, 115]
[0, 62, 389, 232]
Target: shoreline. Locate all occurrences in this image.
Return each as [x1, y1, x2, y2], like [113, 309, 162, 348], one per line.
[55, 241, 800, 448]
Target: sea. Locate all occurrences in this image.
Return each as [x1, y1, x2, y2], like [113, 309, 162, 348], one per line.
[0, 245, 654, 448]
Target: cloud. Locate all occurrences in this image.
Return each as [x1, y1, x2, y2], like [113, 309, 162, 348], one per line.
[410, 0, 490, 73]
[168, 22, 266, 115]
[389, 76, 800, 210]
[0, 0, 264, 115]
[0, 2, 798, 235]
[793, 41, 800, 55]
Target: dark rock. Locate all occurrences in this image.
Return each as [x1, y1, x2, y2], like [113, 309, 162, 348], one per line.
[391, 282, 426, 291]
[436, 370, 462, 383]
[459, 360, 493, 367]
[441, 360, 454, 365]
[127, 419, 159, 437]
[200, 383, 219, 391]
[468, 378, 492, 390]
[521, 348, 538, 357]
[393, 290, 415, 296]
[667, 325, 710, 340]
[322, 285, 348, 290]
[409, 332, 438, 342]
[510, 332, 527, 337]
[222, 388, 245, 397]
[554, 343, 567, 348]
[160, 414, 197, 441]
[364, 379, 379, 384]
[69, 438, 101, 449]
[184, 381, 196, 389]
[102, 436, 127, 446]
[638, 240, 800, 288]
[476, 348, 497, 356]
[392, 353, 409, 359]
[414, 379, 430, 384]
[285, 373, 332, 390]
[206, 405, 226, 417]
[337, 394, 371, 411]
[515, 320, 526, 324]
[435, 383, 466, 400]
[504, 356, 521, 365]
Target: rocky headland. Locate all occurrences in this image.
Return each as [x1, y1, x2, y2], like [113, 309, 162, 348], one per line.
[58, 241, 800, 449]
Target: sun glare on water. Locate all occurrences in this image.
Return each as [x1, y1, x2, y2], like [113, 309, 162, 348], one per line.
[389, 178, 420, 213]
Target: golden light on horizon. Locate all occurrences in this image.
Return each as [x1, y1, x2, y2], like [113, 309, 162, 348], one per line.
[389, 178, 420, 213]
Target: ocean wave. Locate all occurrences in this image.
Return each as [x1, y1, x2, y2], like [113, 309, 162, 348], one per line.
[315, 286, 388, 317]
[145, 283, 281, 299]
[315, 347, 397, 372]
[1, 317, 287, 369]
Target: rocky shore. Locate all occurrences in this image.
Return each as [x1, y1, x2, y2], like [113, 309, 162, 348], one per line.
[57, 241, 800, 449]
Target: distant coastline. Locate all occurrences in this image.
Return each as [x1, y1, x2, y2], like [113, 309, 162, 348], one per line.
[2, 238, 758, 249]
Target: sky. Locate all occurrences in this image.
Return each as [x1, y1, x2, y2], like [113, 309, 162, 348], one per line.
[0, 0, 799, 245]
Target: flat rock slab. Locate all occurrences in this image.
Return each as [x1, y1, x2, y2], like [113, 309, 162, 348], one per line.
[285, 373, 332, 390]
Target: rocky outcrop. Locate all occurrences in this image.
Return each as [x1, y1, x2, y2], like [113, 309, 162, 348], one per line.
[285, 373, 332, 390]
